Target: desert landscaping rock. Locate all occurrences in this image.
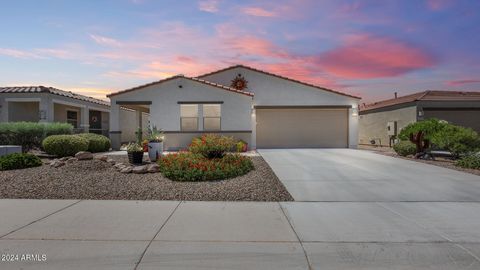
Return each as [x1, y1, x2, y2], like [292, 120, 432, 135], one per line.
[106, 158, 116, 165]
[75, 151, 93, 160]
[120, 167, 133, 173]
[94, 155, 108, 161]
[0, 156, 293, 201]
[132, 165, 148, 174]
[66, 157, 78, 163]
[50, 160, 65, 168]
[147, 163, 160, 173]
[59, 156, 71, 161]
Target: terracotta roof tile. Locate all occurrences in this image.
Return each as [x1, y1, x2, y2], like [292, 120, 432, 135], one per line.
[360, 90, 480, 112]
[0, 86, 110, 106]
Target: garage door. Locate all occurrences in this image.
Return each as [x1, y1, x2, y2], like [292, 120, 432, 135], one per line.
[256, 108, 348, 148]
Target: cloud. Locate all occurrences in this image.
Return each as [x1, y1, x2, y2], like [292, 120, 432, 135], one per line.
[447, 79, 480, 86]
[89, 34, 123, 47]
[241, 7, 277, 17]
[426, 0, 452, 11]
[0, 48, 44, 59]
[198, 0, 220, 13]
[315, 34, 437, 79]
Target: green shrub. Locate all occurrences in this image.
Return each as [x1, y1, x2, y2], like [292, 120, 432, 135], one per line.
[189, 134, 235, 159]
[0, 122, 73, 152]
[455, 155, 480, 169]
[77, 133, 111, 152]
[158, 152, 254, 181]
[0, 153, 42, 171]
[44, 122, 74, 137]
[398, 119, 480, 156]
[393, 141, 417, 156]
[398, 119, 447, 141]
[431, 125, 480, 157]
[42, 135, 89, 157]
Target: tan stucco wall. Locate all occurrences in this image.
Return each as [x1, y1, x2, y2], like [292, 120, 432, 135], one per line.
[53, 103, 80, 125]
[359, 106, 417, 146]
[8, 102, 39, 122]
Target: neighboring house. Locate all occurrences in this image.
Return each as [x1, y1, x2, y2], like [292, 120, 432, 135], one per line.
[107, 64, 361, 150]
[359, 90, 480, 147]
[0, 86, 110, 135]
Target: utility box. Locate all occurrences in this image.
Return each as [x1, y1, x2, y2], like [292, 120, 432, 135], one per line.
[387, 121, 397, 136]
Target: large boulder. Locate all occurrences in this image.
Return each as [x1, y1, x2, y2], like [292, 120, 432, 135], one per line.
[75, 151, 93, 160]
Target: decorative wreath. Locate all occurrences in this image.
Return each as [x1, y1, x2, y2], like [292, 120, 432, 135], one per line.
[230, 74, 248, 90]
[91, 116, 98, 123]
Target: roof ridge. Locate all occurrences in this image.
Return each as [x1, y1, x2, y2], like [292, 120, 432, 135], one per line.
[196, 64, 361, 99]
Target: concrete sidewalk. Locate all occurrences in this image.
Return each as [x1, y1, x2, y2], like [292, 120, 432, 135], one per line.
[1, 199, 480, 269]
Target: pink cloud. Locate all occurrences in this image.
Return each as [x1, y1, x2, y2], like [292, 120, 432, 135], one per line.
[198, 0, 220, 13]
[447, 79, 480, 86]
[426, 0, 453, 11]
[241, 7, 277, 17]
[316, 34, 437, 79]
[0, 48, 44, 59]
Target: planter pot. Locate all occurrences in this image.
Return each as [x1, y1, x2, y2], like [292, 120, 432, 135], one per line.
[148, 141, 163, 162]
[128, 151, 144, 165]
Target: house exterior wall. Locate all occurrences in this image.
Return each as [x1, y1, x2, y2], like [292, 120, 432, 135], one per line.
[119, 109, 149, 142]
[8, 101, 39, 122]
[54, 103, 80, 125]
[201, 67, 360, 148]
[109, 78, 253, 150]
[359, 106, 417, 146]
[0, 92, 110, 132]
[423, 110, 480, 132]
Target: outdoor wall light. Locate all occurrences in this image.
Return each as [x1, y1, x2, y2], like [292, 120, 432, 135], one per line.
[351, 107, 358, 117]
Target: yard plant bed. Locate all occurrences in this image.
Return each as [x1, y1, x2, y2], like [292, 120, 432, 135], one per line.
[0, 155, 293, 201]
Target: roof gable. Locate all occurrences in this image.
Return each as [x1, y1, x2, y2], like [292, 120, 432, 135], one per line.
[197, 64, 361, 99]
[107, 75, 253, 98]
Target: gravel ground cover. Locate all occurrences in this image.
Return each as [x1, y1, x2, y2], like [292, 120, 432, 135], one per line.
[0, 156, 293, 201]
[359, 145, 480, 176]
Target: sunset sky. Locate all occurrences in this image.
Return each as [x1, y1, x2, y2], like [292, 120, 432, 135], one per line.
[0, 0, 479, 102]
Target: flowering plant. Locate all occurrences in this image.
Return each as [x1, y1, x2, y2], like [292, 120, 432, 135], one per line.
[158, 152, 253, 181]
[189, 134, 235, 159]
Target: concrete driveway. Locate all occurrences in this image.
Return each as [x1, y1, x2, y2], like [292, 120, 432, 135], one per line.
[258, 148, 480, 202]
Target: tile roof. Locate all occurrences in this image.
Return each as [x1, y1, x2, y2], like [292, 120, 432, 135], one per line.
[196, 64, 361, 99]
[360, 90, 480, 112]
[107, 75, 254, 98]
[0, 86, 110, 106]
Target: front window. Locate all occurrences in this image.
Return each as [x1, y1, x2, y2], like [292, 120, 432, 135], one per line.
[203, 104, 221, 131]
[66, 110, 78, 128]
[180, 104, 198, 131]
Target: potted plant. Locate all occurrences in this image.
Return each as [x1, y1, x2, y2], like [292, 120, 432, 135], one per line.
[146, 126, 164, 162]
[126, 142, 144, 165]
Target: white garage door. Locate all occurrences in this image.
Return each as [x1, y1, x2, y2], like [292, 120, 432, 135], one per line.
[256, 108, 349, 148]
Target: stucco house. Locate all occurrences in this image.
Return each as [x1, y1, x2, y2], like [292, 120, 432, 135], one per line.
[107, 64, 361, 150]
[0, 86, 148, 141]
[0, 86, 110, 135]
[359, 90, 480, 147]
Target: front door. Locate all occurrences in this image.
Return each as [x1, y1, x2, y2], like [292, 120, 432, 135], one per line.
[89, 110, 102, 134]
